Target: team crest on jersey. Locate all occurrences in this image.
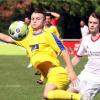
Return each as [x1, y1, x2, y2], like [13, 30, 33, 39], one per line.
[30, 44, 39, 51]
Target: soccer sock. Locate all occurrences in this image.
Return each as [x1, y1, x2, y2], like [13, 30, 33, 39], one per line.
[48, 90, 80, 100]
[40, 75, 44, 81]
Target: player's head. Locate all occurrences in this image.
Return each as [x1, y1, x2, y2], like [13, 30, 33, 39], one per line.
[24, 17, 31, 25]
[30, 9, 46, 30]
[44, 13, 52, 27]
[88, 12, 100, 34]
[80, 20, 85, 27]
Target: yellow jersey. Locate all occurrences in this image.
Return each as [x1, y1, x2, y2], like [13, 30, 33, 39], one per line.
[44, 25, 60, 39]
[15, 26, 65, 76]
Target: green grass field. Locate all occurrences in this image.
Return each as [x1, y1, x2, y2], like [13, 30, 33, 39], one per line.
[0, 43, 99, 100]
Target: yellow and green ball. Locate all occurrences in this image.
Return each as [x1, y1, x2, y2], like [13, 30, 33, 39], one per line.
[9, 21, 29, 41]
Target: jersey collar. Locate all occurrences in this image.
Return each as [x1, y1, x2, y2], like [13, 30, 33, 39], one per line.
[91, 34, 100, 42]
[33, 32, 42, 36]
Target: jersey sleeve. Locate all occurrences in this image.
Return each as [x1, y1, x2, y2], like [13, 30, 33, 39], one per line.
[77, 38, 87, 56]
[50, 26, 60, 39]
[15, 41, 23, 47]
[45, 32, 65, 53]
[28, 25, 33, 35]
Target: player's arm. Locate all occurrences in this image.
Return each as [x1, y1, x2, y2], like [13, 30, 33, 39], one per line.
[51, 26, 60, 39]
[61, 48, 78, 82]
[45, 32, 63, 53]
[71, 56, 81, 67]
[46, 32, 78, 82]
[71, 38, 86, 67]
[0, 33, 15, 43]
[46, 11, 60, 20]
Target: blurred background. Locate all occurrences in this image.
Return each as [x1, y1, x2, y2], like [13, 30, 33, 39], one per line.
[0, 0, 100, 39]
[0, 1, 100, 100]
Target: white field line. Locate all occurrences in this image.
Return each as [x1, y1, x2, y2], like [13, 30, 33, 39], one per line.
[0, 84, 21, 88]
[0, 41, 26, 55]
[0, 42, 25, 50]
[0, 84, 35, 88]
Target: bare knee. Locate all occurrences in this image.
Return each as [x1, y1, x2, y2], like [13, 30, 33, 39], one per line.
[43, 96, 48, 100]
[43, 91, 48, 100]
[81, 92, 90, 100]
[43, 84, 57, 99]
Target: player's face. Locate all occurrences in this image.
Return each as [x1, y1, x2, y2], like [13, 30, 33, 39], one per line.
[88, 15, 100, 34]
[80, 21, 85, 27]
[31, 13, 45, 30]
[45, 16, 51, 26]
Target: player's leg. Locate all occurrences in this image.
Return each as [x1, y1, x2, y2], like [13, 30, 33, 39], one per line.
[68, 74, 86, 93]
[34, 70, 41, 75]
[26, 52, 32, 68]
[43, 67, 81, 100]
[68, 71, 89, 100]
[80, 81, 100, 100]
[68, 71, 100, 100]
[37, 74, 44, 84]
[27, 62, 32, 68]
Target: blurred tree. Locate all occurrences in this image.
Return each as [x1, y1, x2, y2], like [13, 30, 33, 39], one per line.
[0, 0, 100, 38]
[1, 0, 100, 19]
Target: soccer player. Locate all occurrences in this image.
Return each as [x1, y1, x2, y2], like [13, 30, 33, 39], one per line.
[44, 12, 60, 39]
[69, 12, 100, 100]
[80, 20, 89, 38]
[0, 9, 81, 100]
[36, 12, 61, 84]
[46, 11, 60, 26]
[27, 12, 60, 69]
[28, 11, 61, 84]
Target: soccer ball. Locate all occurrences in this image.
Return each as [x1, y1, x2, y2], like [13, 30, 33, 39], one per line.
[9, 21, 29, 41]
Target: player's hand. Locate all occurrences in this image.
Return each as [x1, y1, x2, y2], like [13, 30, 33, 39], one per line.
[69, 78, 80, 92]
[68, 71, 79, 85]
[71, 78, 80, 88]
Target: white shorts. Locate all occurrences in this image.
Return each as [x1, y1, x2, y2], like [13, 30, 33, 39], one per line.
[69, 70, 100, 100]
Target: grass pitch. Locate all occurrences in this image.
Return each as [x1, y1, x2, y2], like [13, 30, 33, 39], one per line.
[0, 43, 99, 100]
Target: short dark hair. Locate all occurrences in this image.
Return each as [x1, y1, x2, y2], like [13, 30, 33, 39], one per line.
[90, 12, 100, 31]
[45, 13, 55, 19]
[90, 12, 100, 22]
[34, 8, 45, 15]
[33, 8, 46, 19]
[45, 13, 51, 17]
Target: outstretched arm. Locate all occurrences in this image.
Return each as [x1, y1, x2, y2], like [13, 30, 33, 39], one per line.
[46, 32, 77, 82]
[61, 49, 78, 83]
[0, 33, 15, 43]
[71, 56, 81, 67]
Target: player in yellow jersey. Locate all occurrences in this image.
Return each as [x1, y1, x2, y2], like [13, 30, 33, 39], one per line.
[0, 9, 81, 100]
[36, 12, 61, 84]
[27, 12, 60, 67]
[28, 12, 61, 84]
[44, 13, 60, 39]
